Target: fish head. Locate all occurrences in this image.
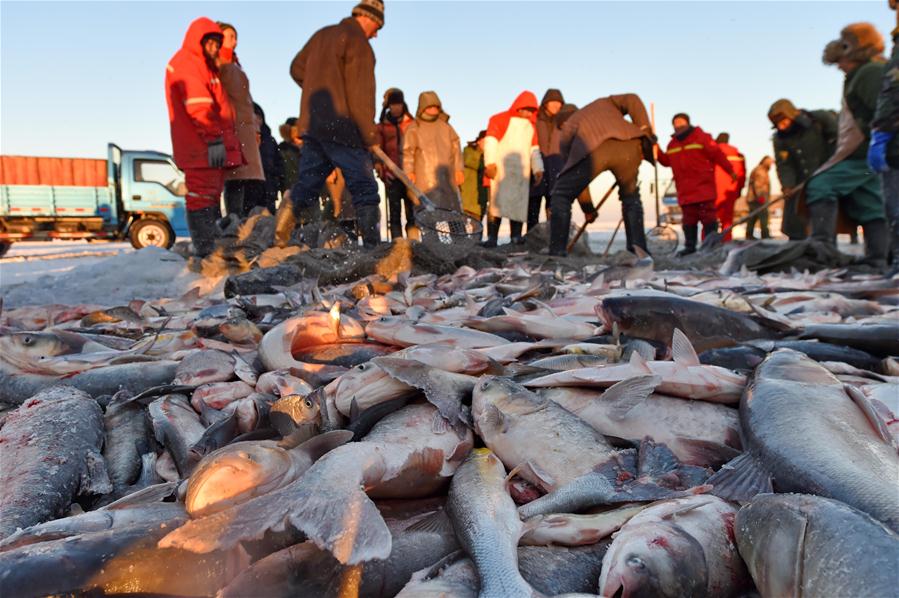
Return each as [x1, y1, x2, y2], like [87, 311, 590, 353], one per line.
[219, 317, 263, 344]
[472, 376, 545, 433]
[599, 522, 709, 598]
[365, 316, 407, 345]
[185, 441, 295, 517]
[269, 393, 321, 440]
[0, 331, 82, 370]
[595, 298, 633, 334]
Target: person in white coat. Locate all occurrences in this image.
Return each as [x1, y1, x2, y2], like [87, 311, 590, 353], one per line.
[482, 91, 544, 246]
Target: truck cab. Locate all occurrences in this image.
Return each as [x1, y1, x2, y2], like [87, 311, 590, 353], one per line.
[0, 143, 189, 256]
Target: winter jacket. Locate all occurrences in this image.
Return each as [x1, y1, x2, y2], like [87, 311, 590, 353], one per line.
[278, 141, 301, 192]
[258, 119, 284, 198]
[461, 145, 486, 217]
[657, 126, 734, 206]
[220, 60, 264, 181]
[873, 28, 899, 167]
[746, 163, 771, 203]
[402, 91, 463, 211]
[377, 112, 414, 182]
[484, 92, 544, 221]
[714, 142, 747, 206]
[844, 59, 887, 160]
[289, 17, 377, 148]
[165, 17, 241, 169]
[772, 110, 838, 188]
[559, 94, 652, 174]
[536, 89, 564, 157]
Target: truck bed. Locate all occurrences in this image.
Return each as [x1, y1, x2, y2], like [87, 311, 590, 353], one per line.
[0, 155, 107, 187]
[0, 185, 114, 220]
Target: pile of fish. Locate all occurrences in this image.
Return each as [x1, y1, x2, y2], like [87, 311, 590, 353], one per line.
[1, 254, 898, 597]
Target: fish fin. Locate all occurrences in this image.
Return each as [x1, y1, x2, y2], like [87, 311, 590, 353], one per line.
[625, 339, 657, 363]
[748, 302, 795, 332]
[189, 411, 240, 469]
[296, 430, 354, 462]
[80, 448, 113, 496]
[403, 509, 455, 535]
[482, 403, 508, 434]
[628, 350, 654, 374]
[101, 481, 178, 510]
[671, 329, 700, 367]
[589, 272, 607, 291]
[706, 452, 772, 501]
[633, 246, 650, 259]
[374, 357, 474, 425]
[603, 375, 662, 421]
[517, 460, 556, 491]
[349, 397, 361, 422]
[843, 384, 897, 449]
[636, 439, 712, 490]
[674, 437, 742, 468]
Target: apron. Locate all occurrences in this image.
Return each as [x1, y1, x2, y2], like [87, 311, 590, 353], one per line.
[489, 117, 534, 222]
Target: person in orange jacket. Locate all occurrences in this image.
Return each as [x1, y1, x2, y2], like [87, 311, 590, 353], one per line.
[656, 113, 735, 256]
[713, 133, 746, 242]
[165, 17, 242, 257]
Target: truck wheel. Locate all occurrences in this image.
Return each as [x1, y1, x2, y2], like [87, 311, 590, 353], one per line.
[0, 242, 10, 258]
[130, 219, 174, 250]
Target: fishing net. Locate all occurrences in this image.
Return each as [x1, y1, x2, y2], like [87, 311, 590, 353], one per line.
[646, 225, 679, 256]
[415, 207, 483, 251]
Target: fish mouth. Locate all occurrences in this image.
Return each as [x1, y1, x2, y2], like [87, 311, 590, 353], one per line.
[594, 302, 613, 334]
[600, 576, 628, 598]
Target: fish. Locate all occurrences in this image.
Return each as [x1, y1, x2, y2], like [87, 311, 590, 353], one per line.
[219, 316, 263, 345]
[747, 339, 884, 372]
[184, 430, 352, 517]
[269, 393, 322, 442]
[0, 386, 111, 538]
[542, 376, 742, 468]
[526, 330, 746, 404]
[445, 448, 537, 597]
[159, 404, 472, 565]
[147, 393, 207, 478]
[291, 341, 397, 367]
[736, 493, 899, 597]
[102, 392, 155, 494]
[258, 310, 366, 371]
[527, 353, 618, 371]
[473, 376, 620, 493]
[190, 380, 255, 411]
[799, 323, 899, 357]
[256, 369, 314, 397]
[373, 357, 477, 428]
[707, 349, 899, 533]
[596, 295, 788, 352]
[598, 495, 750, 598]
[463, 308, 598, 340]
[520, 504, 646, 546]
[366, 316, 510, 348]
[174, 349, 236, 385]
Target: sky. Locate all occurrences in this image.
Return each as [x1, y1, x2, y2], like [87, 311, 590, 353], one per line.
[1, 1, 895, 223]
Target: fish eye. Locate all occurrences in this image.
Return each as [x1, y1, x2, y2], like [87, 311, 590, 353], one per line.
[304, 399, 313, 409]
[626, 556, 646, 570]
[22, 335, 34, 346]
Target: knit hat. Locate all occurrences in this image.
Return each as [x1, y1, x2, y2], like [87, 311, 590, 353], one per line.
[716, 133, 730, 144]
[823, 22, 885, 65]
[768, 99, 800, 125]
[352, 0, 384, 28]
[384, 87, 404, 106]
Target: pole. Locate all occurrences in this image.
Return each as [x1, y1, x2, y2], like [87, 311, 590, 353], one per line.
[566, 182, 619, 253]
[603, 218, 624, 257]
[651, 102, 661, 228]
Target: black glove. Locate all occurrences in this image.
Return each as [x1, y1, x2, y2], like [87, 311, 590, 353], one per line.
[207, 138, 226, 168]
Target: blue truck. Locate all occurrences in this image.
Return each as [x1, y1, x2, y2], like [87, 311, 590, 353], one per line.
[0, 143, 188, 257]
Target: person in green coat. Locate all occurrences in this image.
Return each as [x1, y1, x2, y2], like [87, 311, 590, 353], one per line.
[768, 100, 838, 240]
[806, 22, 889, 266]
[461, 130, 487, 220]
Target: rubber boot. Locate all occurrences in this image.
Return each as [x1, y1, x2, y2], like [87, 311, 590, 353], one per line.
[295, 204, 322, 249]
[621, 194, 648, 254]
[274, 199, 296, 248]
[186, 206, 220, 258]
[548, 208, 571, 256]
[509, 220, 524, 244]
[481, 218, 500, 248]
[223, 183, 244, 218]
[860, 219, 889, 269]
[701, 220, 719, 241]
[808, 200, 838, 246]
[356, 204, 381, 249]
[677, 224, 698, 257]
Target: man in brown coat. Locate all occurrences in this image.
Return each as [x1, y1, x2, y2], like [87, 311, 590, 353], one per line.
[548, 94, 655, 256]
[287, 0, 384, 248]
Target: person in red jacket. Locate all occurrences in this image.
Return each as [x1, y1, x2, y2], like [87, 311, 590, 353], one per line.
[376, 88, 415, 240]
[713, 133, 746, 242]
[656, 113, 735, 256]
[165, 17, 242, 257]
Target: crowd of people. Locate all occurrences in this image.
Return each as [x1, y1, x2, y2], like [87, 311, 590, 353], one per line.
[164, 1, 899, 272]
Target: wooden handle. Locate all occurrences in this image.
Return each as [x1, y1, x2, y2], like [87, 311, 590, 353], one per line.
[566, 182, 619, 253]
[370, 146, 434, 210]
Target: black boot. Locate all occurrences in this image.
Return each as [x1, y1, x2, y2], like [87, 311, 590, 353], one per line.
[548, 210, 571, 257]
[621, 194, 648, 254]
[223, 181, 244, 218]
[482, 218, 500, 248]
[808, 200, 838, 246]
[861, 219, 889, 269]
[677, 224, 698, 257]
[702, 220, 719, 241]
[186, 206, 220, 258]
[509, 220, 524, 244]
[294, 204, 322, 249]
[356, 204, 381, 249]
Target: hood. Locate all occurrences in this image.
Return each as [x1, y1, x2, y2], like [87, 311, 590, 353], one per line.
[416, 90, 448, 120]
[540, 89, 564, 108]
[555, 103, 578, 128]
[509, 91, 539, 116]
[181, 17, 222, 59]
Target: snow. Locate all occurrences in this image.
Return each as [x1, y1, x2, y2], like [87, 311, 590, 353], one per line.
[1, 242, 222, 308]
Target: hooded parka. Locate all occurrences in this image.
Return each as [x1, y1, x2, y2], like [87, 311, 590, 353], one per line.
[484, 92, 544, 222]
[165, 18, 241, 171]
[402, 91, 463, 211]
[219, 53, 265, 182]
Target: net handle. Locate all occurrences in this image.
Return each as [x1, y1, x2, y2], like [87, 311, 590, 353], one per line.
[370, 145, 436, 211]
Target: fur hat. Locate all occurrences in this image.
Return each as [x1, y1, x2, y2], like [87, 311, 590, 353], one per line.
[768, 99, 800, 125]
[352, 0, 384, 28]
[823, 22, 885, 65]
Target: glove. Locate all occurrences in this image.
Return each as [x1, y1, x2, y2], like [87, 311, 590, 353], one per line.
[533, 171, 544, 186]
[583, 209, 598, 224]
[868, 130, 894, 173]
[484, 164, 498, 179]
[207, 138, 226, 168]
